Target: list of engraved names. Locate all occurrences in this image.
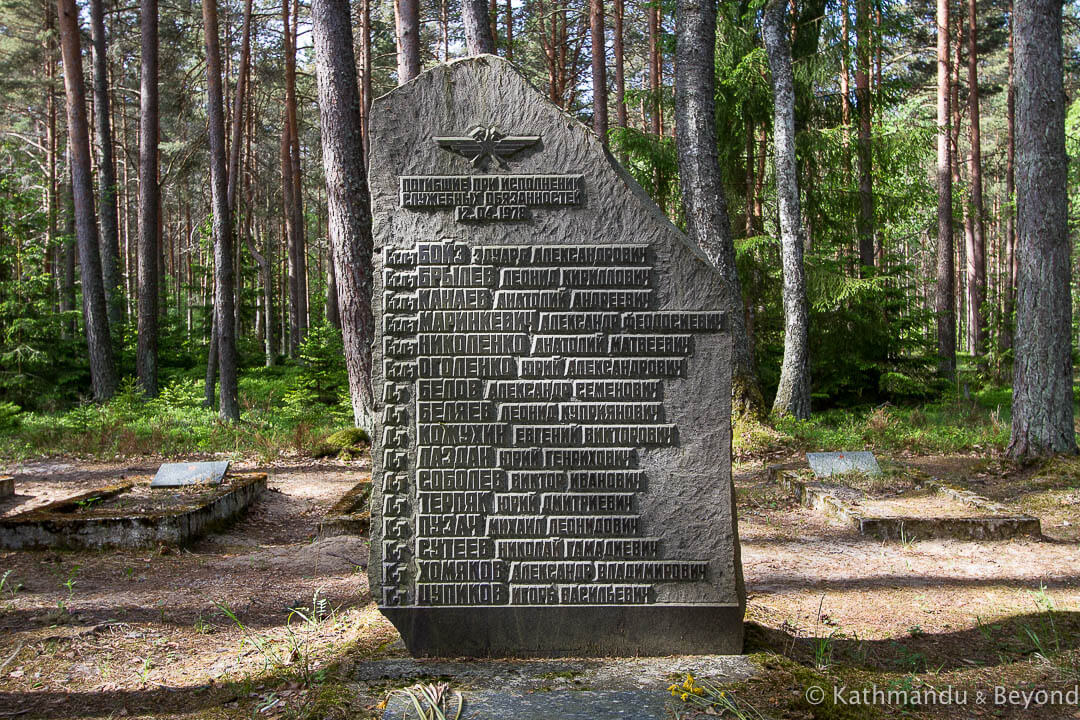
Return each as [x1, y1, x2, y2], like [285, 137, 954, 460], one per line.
[380, 241, 726, 607]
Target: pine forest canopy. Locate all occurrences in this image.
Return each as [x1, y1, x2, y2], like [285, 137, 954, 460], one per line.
[0, 0, 1078, 457]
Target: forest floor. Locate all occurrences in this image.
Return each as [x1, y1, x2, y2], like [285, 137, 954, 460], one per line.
[0, 450, 1077, 720]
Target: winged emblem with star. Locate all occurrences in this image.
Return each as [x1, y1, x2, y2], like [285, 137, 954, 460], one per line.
[434, 126, 541, 169]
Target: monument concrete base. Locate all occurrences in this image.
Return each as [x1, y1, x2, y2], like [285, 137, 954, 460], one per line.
[382, 606, 744, 657]
[362, 655, 757, 720]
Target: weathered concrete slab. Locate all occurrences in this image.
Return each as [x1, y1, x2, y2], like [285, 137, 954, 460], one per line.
[384, 690, 663, 720]
[367, 55, 743, 657]
[318, 480, 372, 537]
[769, 467, 1041, 541]
[151, 461, 230, 488]
[0, 473, 266, 550]
[364, 655, 757, 719]
[806, 451, 880, 478]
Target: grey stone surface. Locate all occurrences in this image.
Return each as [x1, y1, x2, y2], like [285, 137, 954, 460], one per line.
[0, 474, 265, 550]
[371, 655, 756, 720]
[151, 461, 230, 488]
[0, 477, 12, 497]
[806, 451, 880, 478]
[368, 55, 743, 656]
[358, 655, 756, 688]
[383, 690, 664, 720]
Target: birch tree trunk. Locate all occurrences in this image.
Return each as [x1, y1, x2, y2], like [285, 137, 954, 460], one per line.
[56, 0, 117, 401]
[648, 3, 662, 205]
[1008, 0, 1075, 458]
[674, 0, 763, 418]
[310, 0, 376, 431]
[935, 0, 955, 378]
[763, 0, 810, 419]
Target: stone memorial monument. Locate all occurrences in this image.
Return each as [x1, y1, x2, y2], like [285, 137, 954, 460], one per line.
[368, 56, 744, 656]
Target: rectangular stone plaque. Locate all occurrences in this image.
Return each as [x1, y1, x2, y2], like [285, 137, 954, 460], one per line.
[806, 452, 881, 478]
[367, 56, 744, 657]
[151, 461, 229, 488]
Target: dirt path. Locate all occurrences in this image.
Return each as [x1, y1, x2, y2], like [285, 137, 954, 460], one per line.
[0, 457, 396, 718]
[0, 454, 1077, 719]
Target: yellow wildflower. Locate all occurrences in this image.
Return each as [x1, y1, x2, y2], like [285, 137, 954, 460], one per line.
[680, 692, 689, 701]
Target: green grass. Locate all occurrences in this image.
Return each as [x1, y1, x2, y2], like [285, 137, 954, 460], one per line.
[737, 390, 1014, 458]
[0, 365, 353, 462]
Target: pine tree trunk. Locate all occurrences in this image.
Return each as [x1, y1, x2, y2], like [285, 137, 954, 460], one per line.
[966, 0, 987, 355]
[89, 0, 122, 329]
[504, 0, 513, 59]
[744, 123, 755, 235]
[396, 0, 421, 83]
[310, 0, 376, 430]
[281, 125, 299, 355]
[613, 0, 626, 131]
[589, 0, 608, 144]
[203, 0, 239, 421]
[1008, 0, 1074, 458]
[61, 166, 76, 339]
[855, 0, 874, 272]
[287, 0, 307, 340]
[56, 0, 117, 401]
[326, 251, 340, 328]
[136, 0, 159, 396]
[227, 0, 253, 214]
[262, 220, 274, 366]
[674, 0, 763, 418]
[358, 0, 372, 160]
[935, 0, 955, 378]
[763, 0, 811, 419]
[462, 0, 495, 55]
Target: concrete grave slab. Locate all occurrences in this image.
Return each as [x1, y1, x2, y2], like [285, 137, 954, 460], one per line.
[367, 55, 744, 656]
[151, 461, 230, 488]
[770, 466, 1041, 541]
[364, 655, 757, 720]
[806, 451, 881, 478]
[0, 473, 266, 550]
[318, 480, 372, 537]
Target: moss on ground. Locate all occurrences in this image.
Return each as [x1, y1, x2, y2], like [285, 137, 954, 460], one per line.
[313, 427, 370, 459]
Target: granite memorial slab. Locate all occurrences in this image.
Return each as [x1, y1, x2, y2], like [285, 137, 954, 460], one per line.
[150, 461, 230, 488]
[367, 55, 744, 656]
[806, 451, 881, 478]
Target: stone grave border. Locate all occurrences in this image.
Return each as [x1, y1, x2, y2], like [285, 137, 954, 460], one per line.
[768, 466, 1041, 541]
[318, 480, 372, 536]
[0, 472, 266, 550]
[0, 476, 14, 498]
